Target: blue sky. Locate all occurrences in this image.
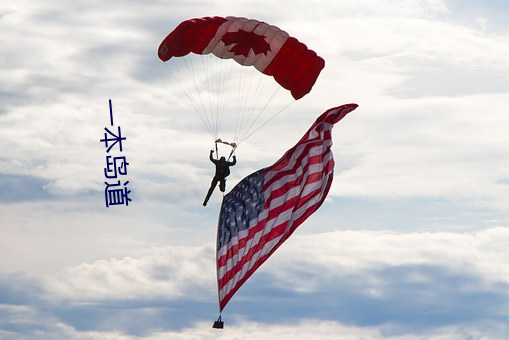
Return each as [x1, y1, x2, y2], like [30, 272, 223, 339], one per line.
[1, 0, 509, 339]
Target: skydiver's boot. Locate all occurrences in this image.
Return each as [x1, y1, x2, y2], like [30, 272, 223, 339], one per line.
[203, 182, 216, 206]
[203, 190, 212, 206]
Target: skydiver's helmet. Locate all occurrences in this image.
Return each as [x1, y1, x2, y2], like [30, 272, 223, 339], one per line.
[220, 157, 226, 162]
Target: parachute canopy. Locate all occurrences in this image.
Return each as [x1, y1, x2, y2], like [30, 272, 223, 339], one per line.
[158, 16, 325, 100]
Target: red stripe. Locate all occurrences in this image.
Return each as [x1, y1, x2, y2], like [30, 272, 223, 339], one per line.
[217, 153, 333, 268]
[267, 151, 328, 186]
[218, 219, 289, 289]
[218, 193, 332, 311]
[217, 218, 267, 268]
[217, 164, 333, 288]
[216, 193, 296, 270]
[265, 120, 333, 172]
[267, 154, 331, 201]
[216, 197, 292, 269]
[219, 243, 278, 310]
[265, 138, 331, 187]
[218, 220, 287, 283]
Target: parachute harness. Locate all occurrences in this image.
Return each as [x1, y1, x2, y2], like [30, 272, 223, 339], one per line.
[215, 139, 237, 161]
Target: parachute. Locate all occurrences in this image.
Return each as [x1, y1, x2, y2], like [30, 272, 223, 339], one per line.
[158, 16, 325, 148]
[158, 17, 331, 328]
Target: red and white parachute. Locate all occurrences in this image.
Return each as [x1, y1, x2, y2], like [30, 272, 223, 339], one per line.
[158, 16, 325, 148]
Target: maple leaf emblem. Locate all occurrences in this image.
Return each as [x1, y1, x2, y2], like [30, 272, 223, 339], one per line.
[221, 30, 271, 57]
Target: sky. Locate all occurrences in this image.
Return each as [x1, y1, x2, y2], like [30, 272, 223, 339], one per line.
[1, 0, 508, 339]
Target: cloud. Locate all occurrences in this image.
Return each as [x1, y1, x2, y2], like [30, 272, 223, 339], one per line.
[76, 319, 505, 340]
[0, 174, 52, 202]
[0, 198, 221, 276]
[269, 227, 509, 288]
[43, 244, 216, 302]
[2, 0, 508, 211]
[231, 227, 509, 333]
[0, 227, 499, 337]
[1, 0, 509, 339]
[330, 93, 509, 209]
[1, 306, 502, 340]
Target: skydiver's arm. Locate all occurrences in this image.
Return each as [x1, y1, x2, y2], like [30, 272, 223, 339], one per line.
[229, 156, 237, 166]
[209, 150, 215, 162]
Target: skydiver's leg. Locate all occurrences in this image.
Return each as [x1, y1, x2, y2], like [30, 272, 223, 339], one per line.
[203, 178, 218, 206]
[219, 178, 226, 192]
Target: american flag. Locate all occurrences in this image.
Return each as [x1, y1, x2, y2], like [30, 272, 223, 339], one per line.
[216, 103, 358, 311]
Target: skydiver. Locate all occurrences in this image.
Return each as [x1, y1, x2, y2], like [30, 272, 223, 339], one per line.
[203, 149, 236, 206]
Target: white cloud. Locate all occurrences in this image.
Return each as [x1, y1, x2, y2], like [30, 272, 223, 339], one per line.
[3, 316, 502, 340]
[0, 198, 220, 275]
[37, 227, 509, 316]
[43, 244, 216, 302]
[1, 226, 508, 338]
[266, 227, 509, 292]
[330, 93, 509, 210]
[2, 0, 508, 209]
[142, 320, 501, 340]
[1, 0, 509, 338]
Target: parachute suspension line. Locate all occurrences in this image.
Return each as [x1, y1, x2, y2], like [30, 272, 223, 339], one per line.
[231, 64, 276, 146]
[200, 54, 216, 140]
[163, 27, 218, 143]
[201, 55, 237, 143]
[240, 99, 295, 144]
[228, 146, 237, 161]
[164, 55, 297, 148]
[233, 63, 245, 143]
[201, 54, 223, 140]
[215, 57, 235, 142]
[210, 55, 221, 140]
[163, 61, 215, 141]
[227, 144, 237, 162]
[235, 67, 266, 143]
[238, 75, 280, 142]
[240, 64, 253, 140]
[181, 57, 217, 141]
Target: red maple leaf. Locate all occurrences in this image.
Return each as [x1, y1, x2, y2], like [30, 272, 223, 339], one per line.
[221, 30, 271, 57]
